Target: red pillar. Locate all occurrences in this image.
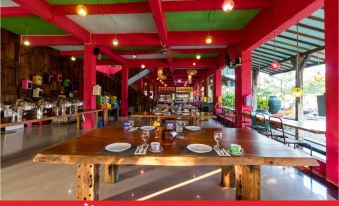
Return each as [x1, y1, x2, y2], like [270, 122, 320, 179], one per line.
[235, 50, 253, 127]
[213, 67, 222, 106]
[121, 66, 128, 116]
[324, 0, 338, 186]
[83, 43, 96, 129]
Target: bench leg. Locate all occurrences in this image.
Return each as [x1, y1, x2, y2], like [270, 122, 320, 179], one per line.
[221, 166, 235, 187]
[76, 164, 100, 200]
[235, 165, 261, 200]
[104, 164, 120, 184]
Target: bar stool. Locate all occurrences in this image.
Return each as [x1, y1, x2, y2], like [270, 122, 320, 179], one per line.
[268, 116, 313, 156]
[253, 113, 269, 136]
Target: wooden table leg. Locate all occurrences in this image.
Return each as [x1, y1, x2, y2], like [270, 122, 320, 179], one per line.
[76, 115, 81, 130]
[221, 166, 235, 187]
[235, 165, 261, 200]
[104, 164, 120, 184]
[76, 164, 100, 200]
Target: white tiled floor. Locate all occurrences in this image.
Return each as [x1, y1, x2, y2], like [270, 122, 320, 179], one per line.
[0, 120, 336, 200]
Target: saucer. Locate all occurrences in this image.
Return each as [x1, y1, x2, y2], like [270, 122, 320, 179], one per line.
[227, 149, 244, 156]
[148, 147, 164, 153]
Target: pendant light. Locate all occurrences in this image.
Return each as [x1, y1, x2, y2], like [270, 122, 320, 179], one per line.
[112, 34, 119, 47]
[108, 15, 119, 47]
[76, 5, 88, 16]
[23, 25, 30, 46]
[196, 54, 201, 60]
[205, 11, 213, 44]
[222, 0, 234, 12]
[291, 25, 303, 97]
[314, 51, 323, 81]
[70, 56, 76, 61]
[270, 36, 280, 71]
[188, 75, 192, 84]
[291, 87, 303, 97]
[157, 67, 163, 77]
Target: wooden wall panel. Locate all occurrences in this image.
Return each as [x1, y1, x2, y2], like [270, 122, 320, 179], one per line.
[1, 29, 83, 103]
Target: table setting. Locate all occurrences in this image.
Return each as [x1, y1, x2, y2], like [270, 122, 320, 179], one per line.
[104, 121, 245, 157]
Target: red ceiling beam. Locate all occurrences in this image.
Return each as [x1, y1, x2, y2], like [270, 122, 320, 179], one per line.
[243, 0, 323, 51]
[93, 30, 242, 47]
[164, 0, 274, 12]
[115, 48, 225, 55]
[60, 50, 83, 56]
[148, 0, 168, 43]
[21, 31, 240, 47]
[52, 2, 150, 15]
[24, 35, 82, 46]
[13, 0, 91, 43]
[51, 0, 273, 15]
[0, 7, 32, 17]
[98, 46, 127, 64]
[98, 58, 216, 68]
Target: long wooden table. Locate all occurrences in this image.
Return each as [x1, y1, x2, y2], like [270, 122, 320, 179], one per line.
[0, 108, 119, 130]
[33, 126, 318, 200]
[130, 111, 216, 126]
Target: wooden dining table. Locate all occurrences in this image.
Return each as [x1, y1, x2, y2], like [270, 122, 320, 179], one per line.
[130, 111, 216, 126]
[33, 126, 318, 200]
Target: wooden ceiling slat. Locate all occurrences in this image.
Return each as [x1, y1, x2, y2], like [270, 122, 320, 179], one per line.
[278, 35, 322, 48]
[285, 29, 324, 42]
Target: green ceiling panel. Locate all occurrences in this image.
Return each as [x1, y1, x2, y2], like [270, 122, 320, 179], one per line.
[165, 10, 259, 31]
[173, 53, 218, 59]
[0, 16, 67, 35]
[47, 0, 145, 4]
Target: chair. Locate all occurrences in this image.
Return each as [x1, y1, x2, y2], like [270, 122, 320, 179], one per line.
[253, 113, 269, 136]
[242, 110, 253, 130]
[268, 116, 313, 156]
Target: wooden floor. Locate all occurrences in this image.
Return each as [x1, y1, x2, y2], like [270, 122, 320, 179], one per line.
[0, 119, 337, 200]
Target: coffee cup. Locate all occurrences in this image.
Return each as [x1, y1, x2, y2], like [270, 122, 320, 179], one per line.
[229, 144, 243, 153]
[150, 142, 161, 151]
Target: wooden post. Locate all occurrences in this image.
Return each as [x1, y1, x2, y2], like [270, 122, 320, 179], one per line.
[221, 166, 235, 187]
[104, 164, 120, 184]
[94, 112, 98, 129]
[252, 70, 259, 111]
[103, 109, 108, 125]
[76, 164, 100, 200]
[290, 54, 310, 139]
[235, 165, 261, 200]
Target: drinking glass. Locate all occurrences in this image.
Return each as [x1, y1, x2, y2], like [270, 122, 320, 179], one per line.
[214, 131, 223, 149]
[129, 120, 134, 128]
[176, 121, 184, 132]
[141, 130, 150, 146]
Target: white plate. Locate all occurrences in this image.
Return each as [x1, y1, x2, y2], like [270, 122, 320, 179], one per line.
[187, 144, 213, 153]
[153, 112, 163, 115]
[105, 143, 131, 152]
[140, 126, 156, 131]
[185, 126, 201, 131]
[182, 113, 190, 116]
